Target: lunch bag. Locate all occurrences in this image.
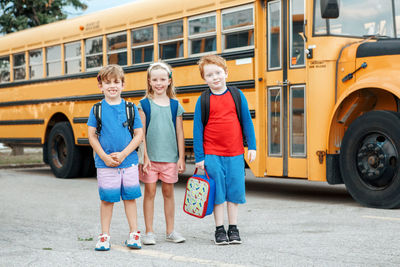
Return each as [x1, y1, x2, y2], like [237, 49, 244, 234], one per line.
[183, 168, 215, 218]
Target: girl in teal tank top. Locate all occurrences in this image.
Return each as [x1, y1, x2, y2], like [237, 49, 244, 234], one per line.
[138, 62, 186, 245]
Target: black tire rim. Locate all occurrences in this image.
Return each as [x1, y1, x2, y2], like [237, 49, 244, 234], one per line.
[51, 134, 67, 169]
[356, 132, 398, 190]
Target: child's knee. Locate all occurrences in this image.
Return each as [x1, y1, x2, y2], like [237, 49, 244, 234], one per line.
[161, 184, 174, 198]
[144, 186, 156, 199]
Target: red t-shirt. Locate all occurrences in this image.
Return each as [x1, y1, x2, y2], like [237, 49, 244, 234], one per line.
[203, 91, 244, 156]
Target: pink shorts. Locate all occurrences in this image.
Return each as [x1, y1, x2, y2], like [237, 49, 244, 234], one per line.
[139, 161, 178, 184]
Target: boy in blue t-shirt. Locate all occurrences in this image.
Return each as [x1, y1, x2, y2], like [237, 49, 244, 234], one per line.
[87, 64, 143, 251]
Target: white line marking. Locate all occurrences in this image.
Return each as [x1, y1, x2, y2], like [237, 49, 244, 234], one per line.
[112, 245, 247, 267]
[362, 215, 400, 221]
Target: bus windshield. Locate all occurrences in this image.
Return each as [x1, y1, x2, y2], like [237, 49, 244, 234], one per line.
[314, 0, 399, 38]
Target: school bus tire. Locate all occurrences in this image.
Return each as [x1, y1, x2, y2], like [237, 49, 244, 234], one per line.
[47, 122, 82, 178]
[79, 146, 96, 177]
[340, 110, 400, 209]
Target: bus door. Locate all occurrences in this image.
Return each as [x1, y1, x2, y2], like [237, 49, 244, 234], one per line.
[265, 0, 307, 178]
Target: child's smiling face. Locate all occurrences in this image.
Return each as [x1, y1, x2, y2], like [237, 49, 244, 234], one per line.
[149, 68, 171, 96]
[203, 64, 228, 93]
[99, 77, 124, 102]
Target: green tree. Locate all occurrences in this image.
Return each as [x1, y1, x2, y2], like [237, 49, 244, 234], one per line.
[0, 0, 87, 34]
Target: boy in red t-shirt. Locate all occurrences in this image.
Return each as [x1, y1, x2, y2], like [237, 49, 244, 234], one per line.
[193, 54, 256, 245]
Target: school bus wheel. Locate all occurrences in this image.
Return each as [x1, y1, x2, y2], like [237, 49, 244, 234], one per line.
[47, 122, 82, 178]
[340, 110, 400, 208]
[79, 146, 96, 177]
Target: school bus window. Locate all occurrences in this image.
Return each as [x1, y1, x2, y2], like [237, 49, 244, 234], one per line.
[13, 53, 26, 81]
[268, 87, 282, 156]
[158, 20, 183, 60]
[290, 86, 306, 157]
[268, 0, 282, 70]
[107, 32, 127, 66]
[188, 13, 216, 56]
[289, 0, 305, 68]
[29, 49, 43, 79]
[132, 26, 154, 64]
[221, 5, 254, 51]
[0, 56, 10, 83]
[85, 36, 103, 71]
[46, 45, 61, 77]
[313, 0, 327, 35]
[315, 0, 395, 37]
[64, 41, 81, 74]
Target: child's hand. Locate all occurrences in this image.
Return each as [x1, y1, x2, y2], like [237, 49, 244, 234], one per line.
[103, 154, 120, 167]
[139, 164, 144, 174]
[248, 150, 256, 163]
[142, 157, 151, 174]
[110, 152, 126, 164]
[195, 160, 205, 170]
[178, 158, 186, 174]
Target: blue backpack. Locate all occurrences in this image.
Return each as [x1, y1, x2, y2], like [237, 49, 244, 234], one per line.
[139, 98, 179, 133]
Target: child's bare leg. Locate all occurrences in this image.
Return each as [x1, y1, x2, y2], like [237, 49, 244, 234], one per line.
[161, 182, 175, 234]
[214, 203, 224, 226]
[227, 202, 238, 225]
[100, 200, 114, 235]
[143, 183, 157, 233]
[123, 199, 138, 232]
[226, 202, 241, 243]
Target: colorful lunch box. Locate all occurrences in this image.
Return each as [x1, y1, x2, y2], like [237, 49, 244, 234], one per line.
[183, 168, 215, 218]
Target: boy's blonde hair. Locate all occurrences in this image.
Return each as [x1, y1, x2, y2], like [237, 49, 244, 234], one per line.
[97, 64, 125, 84]
[146, 61, 176, 99]
[198, 54, 227, 79]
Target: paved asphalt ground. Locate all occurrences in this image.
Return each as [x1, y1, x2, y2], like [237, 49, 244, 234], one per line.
[1, 164, 400, 266]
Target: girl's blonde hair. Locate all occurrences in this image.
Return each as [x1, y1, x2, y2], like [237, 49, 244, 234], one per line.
[145, 61, 176, 99]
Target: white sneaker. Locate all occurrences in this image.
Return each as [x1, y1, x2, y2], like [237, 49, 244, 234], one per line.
[95, 234, 110, 251]
[166, 231, 185, 243]
[142, 232, 156, 245]
[125, 231, 141, 249]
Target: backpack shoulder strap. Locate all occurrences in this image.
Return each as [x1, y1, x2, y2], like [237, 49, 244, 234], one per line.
[170, 98, 179, 130]
[140, 98, 151, 134]
[93, 101, 102, 136]
[227, 86, 242, 125]
[125, 101, 135, 138]
[200, 89, 211, 127]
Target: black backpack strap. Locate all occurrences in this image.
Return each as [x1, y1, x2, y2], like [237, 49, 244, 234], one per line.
[93, 102, 102, 136]
[201, 89, 211, 127]
[227, 86, 242, 125]
[125, 101, 135, 138]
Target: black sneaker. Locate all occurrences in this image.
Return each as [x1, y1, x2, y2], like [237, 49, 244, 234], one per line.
[227, 227, 242, 244]
[214, 228, 229, 245]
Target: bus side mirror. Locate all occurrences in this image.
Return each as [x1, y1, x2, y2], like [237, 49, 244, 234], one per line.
[320, 0, 339, 19]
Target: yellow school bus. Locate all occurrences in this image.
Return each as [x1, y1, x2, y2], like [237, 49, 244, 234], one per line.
[0, 0, 400, 208]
